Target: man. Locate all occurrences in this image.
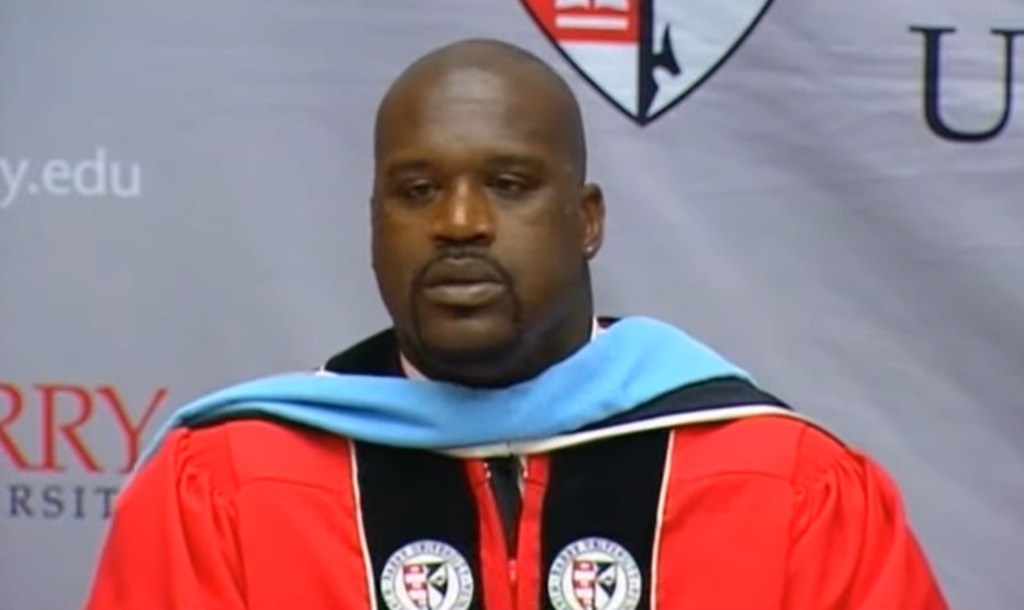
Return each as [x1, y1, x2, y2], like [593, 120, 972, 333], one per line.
[85, 39, 947, 609]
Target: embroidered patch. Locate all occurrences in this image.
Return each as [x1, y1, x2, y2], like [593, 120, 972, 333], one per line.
[380, 539, 474, 610]
[548, 537, 643, 610]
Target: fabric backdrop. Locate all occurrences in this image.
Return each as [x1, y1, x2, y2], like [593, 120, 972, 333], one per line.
[1, 1, 1021, 608]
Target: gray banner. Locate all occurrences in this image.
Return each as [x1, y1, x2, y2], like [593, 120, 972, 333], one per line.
[1, 1, 1021, 608]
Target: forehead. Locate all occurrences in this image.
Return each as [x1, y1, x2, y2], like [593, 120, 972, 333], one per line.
[375, 67, 571, 165]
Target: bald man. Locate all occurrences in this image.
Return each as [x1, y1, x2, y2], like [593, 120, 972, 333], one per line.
[85, 40, 947, 610]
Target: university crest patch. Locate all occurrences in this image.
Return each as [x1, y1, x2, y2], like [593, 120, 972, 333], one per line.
[519, 0, 776, 125]
[380, 540, 474, 610]
[548, 537, 643, 610]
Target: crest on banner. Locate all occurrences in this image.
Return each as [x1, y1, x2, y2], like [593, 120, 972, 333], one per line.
[519, 0, 775, 125]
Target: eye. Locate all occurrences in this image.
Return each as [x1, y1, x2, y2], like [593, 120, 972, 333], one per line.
[400, 180, 439, 201]
[488, 175, 531, 197]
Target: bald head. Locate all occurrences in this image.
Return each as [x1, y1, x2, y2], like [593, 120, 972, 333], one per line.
[374, 38, 587, 180]
[367, 39, 605, 388]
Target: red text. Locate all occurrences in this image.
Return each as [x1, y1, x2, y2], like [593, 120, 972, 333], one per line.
[0, 382, 168, 474]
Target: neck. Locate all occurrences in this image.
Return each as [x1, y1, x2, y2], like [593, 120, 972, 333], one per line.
[401, 310, 598, 388]
[402, 317, 603, 384]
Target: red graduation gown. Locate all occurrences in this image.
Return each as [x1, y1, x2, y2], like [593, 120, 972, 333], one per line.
[84, 414, 947, 609]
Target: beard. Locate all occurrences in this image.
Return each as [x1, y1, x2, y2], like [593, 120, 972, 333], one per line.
[401, 249, 526, 381]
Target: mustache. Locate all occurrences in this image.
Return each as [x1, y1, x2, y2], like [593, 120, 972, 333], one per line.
[412, 248, 515, 289]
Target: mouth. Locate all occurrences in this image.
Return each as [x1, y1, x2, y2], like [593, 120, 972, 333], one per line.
[418, 258, 508, 309]
[422, 281, 506, 308]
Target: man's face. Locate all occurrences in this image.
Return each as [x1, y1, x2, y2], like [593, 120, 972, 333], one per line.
[371, 67, 602, 366]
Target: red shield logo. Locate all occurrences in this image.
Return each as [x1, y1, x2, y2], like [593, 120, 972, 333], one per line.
[520, 0, 776, 125]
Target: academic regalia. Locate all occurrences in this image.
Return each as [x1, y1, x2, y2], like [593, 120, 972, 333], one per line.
[84, 318, 947, 610]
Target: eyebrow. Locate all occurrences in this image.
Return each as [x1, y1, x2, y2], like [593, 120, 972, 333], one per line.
[484, 154, 545, 170]
[380, 152, 551, 179]
[383, 159, 433, 177]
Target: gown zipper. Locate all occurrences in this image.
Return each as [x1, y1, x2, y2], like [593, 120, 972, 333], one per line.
[483, 456, 525, 607]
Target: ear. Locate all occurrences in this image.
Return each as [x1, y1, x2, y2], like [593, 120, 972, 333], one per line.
[579, 183, 605, 260]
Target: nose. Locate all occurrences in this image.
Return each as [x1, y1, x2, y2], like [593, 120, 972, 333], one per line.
[431, 179, 496, 246]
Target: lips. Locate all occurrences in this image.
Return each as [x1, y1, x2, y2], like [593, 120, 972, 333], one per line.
[419, 258, 507, 308]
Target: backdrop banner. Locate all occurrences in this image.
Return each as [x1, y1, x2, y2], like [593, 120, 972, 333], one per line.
[2, 1, 1021, 608]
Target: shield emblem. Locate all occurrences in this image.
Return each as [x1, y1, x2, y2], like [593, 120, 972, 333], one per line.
[402, 561, 453, 609]
[570, 559, 620, 609]
[519, 0, 776, 125]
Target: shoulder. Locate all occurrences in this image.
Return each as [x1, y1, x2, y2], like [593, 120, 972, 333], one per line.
[669, 413, 862, 489]
[152, 418, 354, 493]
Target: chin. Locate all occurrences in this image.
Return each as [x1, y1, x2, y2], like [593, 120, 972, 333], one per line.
[414, 315, 521, 365]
